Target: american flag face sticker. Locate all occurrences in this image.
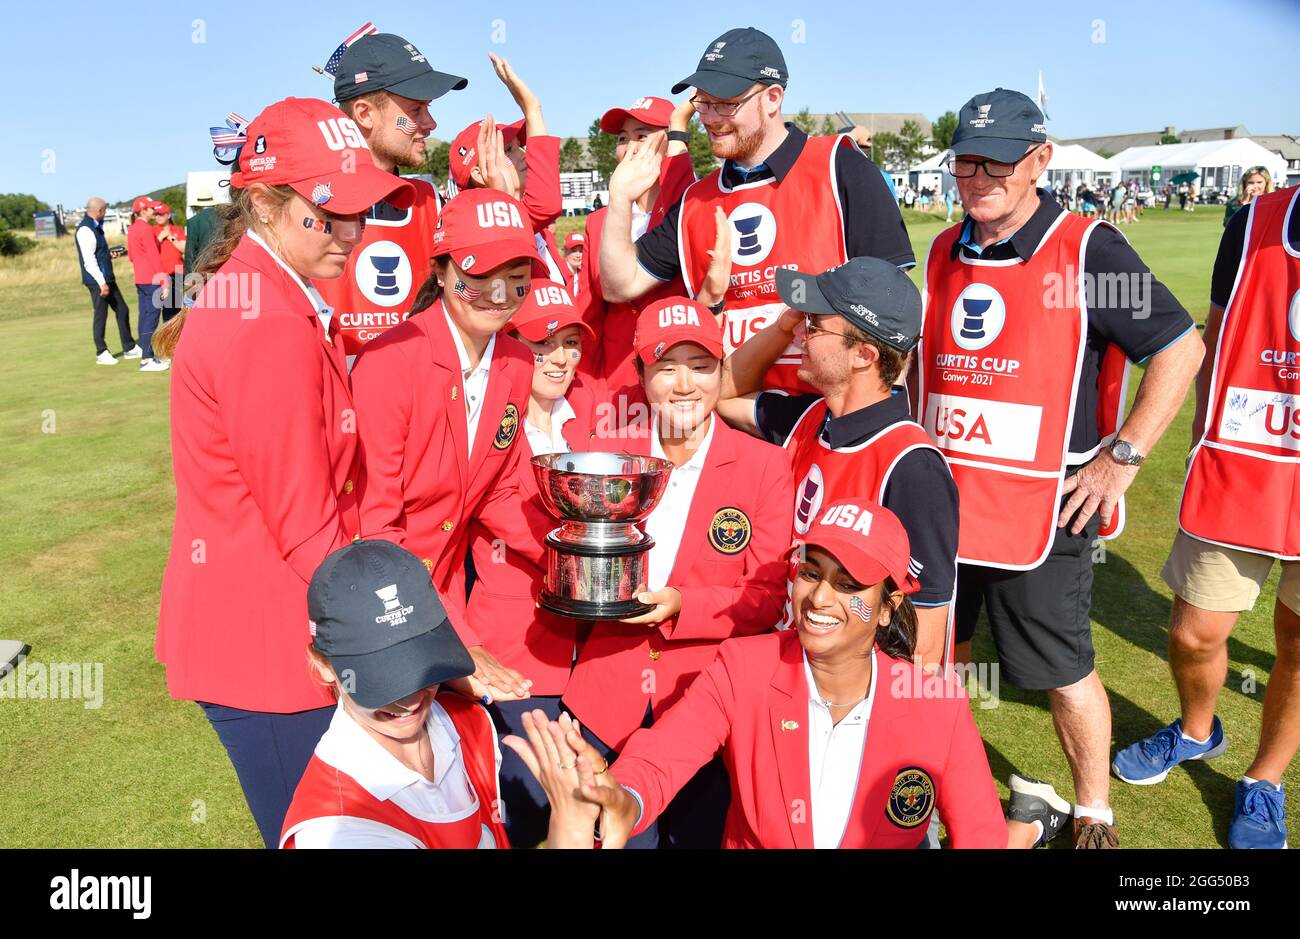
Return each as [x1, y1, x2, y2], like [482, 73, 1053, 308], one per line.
[454, 279, 482, 301]
[395, 116, 419, 136]
[546, 319, 559, 337]
[310, 183, 332, 206]
[849, 596, 873, 623]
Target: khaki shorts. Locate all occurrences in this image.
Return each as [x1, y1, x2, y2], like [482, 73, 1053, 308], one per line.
[1162, 530, 1300, 615]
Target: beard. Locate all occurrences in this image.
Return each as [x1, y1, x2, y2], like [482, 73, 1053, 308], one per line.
[371, 130, 423, 171]
[710, 122, 766, 163]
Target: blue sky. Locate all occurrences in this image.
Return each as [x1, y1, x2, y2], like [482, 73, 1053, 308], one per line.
[8, 0, 1296, 208]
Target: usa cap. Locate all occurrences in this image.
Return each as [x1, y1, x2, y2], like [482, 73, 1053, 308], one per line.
[433, 188, 538, 274]
[599, 96, 675, 134]
[673, 27, 788, 98]
[307, 540, 474, 709]
[793, 499, 920, 595]
[510, 278, 594, 342]
[334, 33, 467, 104]
[776, 257, 922, 353]
[634, 296, 724, 364]
[231, 97, 415, 214]
[449, 119, 528, 190]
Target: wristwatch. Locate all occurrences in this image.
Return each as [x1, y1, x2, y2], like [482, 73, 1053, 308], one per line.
[708, 298, 726, 316]
[666, 130, 691, 145]
[1109, 439, 1145, 466]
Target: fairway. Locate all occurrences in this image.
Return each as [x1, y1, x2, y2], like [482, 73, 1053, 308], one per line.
[1, 205, 1294, 848]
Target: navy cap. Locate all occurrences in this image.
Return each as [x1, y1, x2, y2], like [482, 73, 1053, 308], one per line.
[950, 88, 1047, 163]
[776, 257, 922, 353]
[334, 33, 468, 104]
[672, 27, 788, 98]
[308, 540, 474, 709]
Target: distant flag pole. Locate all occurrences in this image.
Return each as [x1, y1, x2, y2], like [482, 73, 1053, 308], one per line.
[314, 21, 378, 78]
[1037, 70, 1050, 121]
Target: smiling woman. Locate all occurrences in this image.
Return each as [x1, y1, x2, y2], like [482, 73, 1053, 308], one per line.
[154, 96, 417, 848]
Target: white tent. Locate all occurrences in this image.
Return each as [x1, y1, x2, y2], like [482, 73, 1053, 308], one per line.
[1038, 144, 1120, 190]
[1110, 139, 1286, 195]
[908, 150, 953, 197]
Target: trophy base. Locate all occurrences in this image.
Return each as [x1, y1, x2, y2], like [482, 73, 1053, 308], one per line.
[539, 593, 654, 621]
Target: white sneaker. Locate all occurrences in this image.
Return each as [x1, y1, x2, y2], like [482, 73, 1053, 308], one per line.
[140, 359, 170, 372]
[123, 345, 143, 359]
[96, 350, 118, 365]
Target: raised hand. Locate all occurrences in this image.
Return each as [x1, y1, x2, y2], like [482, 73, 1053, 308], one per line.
[608, 135, 666, 206]
[696, 206, 733, 309]
[475, 114, 522, 199]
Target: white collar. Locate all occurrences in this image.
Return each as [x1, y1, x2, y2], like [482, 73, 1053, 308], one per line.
[527, 395, 577, 431]
[442, 304, 496, 378]
[315, 699, 462, 802]
[802, 646, 878, 721]
[650, 412, 715, 470]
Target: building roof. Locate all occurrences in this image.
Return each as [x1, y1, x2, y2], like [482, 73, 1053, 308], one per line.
[1179, 125, 1250, 142]
[1110, 139, 1286, 179]
[1251, 135, 1300, 161]
[1046, 143, 1120, 173]
[1055, 130, 1169, 156]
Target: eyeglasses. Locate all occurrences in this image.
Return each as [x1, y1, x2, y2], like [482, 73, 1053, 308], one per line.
[801, 314, 856, 343]
[689, 88, 764, 118]
[949, 145, 1042, 179]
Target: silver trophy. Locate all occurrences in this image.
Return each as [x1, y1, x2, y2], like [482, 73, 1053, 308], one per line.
[531, 452, 674, 620]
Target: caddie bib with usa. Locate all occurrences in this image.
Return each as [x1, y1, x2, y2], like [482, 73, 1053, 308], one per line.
[678, 135, 848, 394]
[1180, 187, 1300, 559]
[315, 177, 442, 356]
[778, 399, 941, 629]
[919, 211, 1123, 570]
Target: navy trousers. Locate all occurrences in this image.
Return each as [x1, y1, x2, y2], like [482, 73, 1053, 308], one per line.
[135, 284, 161, 359]
[198, 701, 334, 848]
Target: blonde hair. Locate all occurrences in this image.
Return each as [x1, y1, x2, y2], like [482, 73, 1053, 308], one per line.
[1239, 167, 1274, 202]
[151, 184, 296, 359]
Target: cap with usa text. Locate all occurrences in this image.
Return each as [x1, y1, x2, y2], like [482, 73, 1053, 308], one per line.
[792, 498, 920, 595]
[634, 296, 724, 364]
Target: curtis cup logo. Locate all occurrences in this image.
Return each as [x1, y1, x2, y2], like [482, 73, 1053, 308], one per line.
[960, 297, 992, 341]
[371, 255, 401, 296]
[734, 216, 763, 257]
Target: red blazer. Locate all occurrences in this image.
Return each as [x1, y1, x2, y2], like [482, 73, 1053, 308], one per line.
[156, 233, 362, 712]
[614, 631, 1009, 848]
[562, 417, 795, 750]
[350, 301, 534, 645]
[127, 217, 164, 284]
[465, 384, 603, 695]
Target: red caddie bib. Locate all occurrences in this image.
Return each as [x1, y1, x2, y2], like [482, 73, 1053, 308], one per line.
[314, 178, 442, 356]
[919, 212, 1128, 570]
[279, 693, 509, 849]
[1180, 187, 1300, 559]
[678, 135, 849, 393]
[778, 399, 941, 629]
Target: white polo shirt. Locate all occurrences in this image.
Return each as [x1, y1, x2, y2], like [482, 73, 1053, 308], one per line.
[444, 307, 495, 460]
[289, 700, 502, 849]
[524, 396, 577, 456]
[805, 647, 876, 849]
[643, 414, 714, 591]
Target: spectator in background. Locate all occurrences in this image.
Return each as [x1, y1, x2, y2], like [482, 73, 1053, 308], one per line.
[1224, 166, 1273, 228]
[1188, 182, 1198, 211]
[155, 204, 186, 323]
[185, 192, 222, 278]
[562, 231, 583, 294]
[126, 196, 170, 372]
[945, 186, 956, 221]
[76, 196, 139, 365]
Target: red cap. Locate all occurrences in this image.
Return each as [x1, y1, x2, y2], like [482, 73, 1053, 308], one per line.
[634, 297, 724, 364]
[564, 232, 585, 252]
[230, 97, 415, 214]
[152, 202, 171, 215]
[131, 196, 153, 215]
[599, 96, 675, 134]
[449, 119, 527, 189]
[795, 499, 920, 595]
[509, 279, 595, 342]
[433, 189, 538, 275]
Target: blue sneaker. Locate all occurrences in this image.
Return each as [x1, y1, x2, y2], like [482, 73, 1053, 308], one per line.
[1112, 717, 1227, 785]
[1229, 780, 1288, 849]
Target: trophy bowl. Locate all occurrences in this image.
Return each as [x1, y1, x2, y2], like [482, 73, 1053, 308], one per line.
[531, 452, 675, 620]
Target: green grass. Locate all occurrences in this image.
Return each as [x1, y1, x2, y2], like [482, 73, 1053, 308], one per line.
[0, 208, 1293, 848]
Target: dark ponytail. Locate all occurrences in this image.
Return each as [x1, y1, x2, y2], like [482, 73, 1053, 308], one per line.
[410, 255, 451, 315]
[875, 577, 917, 660]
